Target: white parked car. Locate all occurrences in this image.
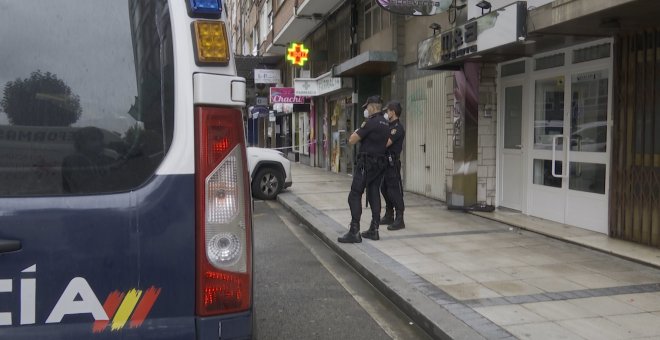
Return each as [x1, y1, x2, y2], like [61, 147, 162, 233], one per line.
[246, 147, 292, 200]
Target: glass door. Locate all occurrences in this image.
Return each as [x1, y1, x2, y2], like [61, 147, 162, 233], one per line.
[528, 70, 610, 233]
[500, 83, 524, 210]
[530, 76, 567, 223]
[564, 70, 609, 232]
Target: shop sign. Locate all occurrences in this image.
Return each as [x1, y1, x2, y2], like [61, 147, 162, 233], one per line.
[294, 72, 342, 97]
[376, 0, 452, 16]
[286, 43, 309, 67]
[270, 87, 307, 104]
[418, 1, 526, 69]
[254, 69, 281, 84]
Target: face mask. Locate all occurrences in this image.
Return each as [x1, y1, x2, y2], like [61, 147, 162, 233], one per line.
[383, 113, 389, 120]
[363, 109, 369, 118]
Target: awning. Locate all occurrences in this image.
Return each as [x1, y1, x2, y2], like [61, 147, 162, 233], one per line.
[332, 51, 398, 77]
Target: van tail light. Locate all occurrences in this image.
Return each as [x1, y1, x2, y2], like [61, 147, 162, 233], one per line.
[195, 106, 252, 316]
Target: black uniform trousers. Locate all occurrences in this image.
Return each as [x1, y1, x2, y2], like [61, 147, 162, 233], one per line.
[381, 159, 404, 214]
[348, 154, 386, 225]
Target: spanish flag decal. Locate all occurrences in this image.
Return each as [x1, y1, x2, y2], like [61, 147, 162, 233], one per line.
[93, 286, 161, 333]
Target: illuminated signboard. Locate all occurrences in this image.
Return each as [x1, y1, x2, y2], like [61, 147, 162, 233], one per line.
[287, 43, 309, 66]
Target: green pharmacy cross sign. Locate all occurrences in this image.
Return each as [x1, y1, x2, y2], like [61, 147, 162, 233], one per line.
[287, 43, 309, 66]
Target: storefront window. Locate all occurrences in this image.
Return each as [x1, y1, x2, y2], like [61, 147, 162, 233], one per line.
[570, 70, 608, 153]
[534, 77, 565, 151]
[569, 162, 606, 194]
[504, 86, 522, 149]
[533, 159, 562, 188]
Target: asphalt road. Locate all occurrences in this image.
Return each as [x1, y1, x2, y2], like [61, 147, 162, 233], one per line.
[253, 200, 432, 340]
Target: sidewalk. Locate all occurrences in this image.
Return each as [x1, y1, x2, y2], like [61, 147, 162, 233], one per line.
[277, 163, 660, 340]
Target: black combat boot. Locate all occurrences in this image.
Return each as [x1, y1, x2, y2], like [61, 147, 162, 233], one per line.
[361, 220, 380, 241]
[387, 213, 405, 231]
[379, 207, 394, 225]
[338, 222, 362, 243]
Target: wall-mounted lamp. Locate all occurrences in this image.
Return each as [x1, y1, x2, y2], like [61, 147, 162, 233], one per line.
[429, 23, 441, 35]
[476, 0, 492, 15]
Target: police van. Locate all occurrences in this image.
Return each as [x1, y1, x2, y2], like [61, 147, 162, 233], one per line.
[0, 1, 252, 339]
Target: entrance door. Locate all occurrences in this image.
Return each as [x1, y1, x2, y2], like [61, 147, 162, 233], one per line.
[405, 73, 447, 200]
[499, 83, 524, 210]
[529, 69, 610, 233]
[405, 78, 429, 195]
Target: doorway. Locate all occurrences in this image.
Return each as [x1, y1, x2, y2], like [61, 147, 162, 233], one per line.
[529, 68, 610, 233]
[499, 82, 525, 211]
[405, 72, 447, 200]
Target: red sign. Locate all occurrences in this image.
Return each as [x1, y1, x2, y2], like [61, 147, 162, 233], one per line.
[269, 87, 307, 104]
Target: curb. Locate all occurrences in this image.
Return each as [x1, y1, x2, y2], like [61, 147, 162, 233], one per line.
[277, 192, 486, 340]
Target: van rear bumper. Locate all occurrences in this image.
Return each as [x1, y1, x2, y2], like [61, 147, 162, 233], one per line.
[196, 311, 253, 340]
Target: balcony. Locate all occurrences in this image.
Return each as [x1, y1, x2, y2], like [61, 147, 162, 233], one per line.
[266, 0, 343, 55]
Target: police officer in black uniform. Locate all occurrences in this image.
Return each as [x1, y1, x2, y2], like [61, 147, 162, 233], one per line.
[380, 101, 406, 230]
[338, 95, 390, 243]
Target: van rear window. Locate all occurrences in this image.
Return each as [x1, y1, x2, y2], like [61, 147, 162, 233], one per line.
[0, 1, 174, 196]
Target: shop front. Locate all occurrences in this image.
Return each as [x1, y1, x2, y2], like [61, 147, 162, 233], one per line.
[498, 40, 613, 233]
[415, 0, 660, 245]
[294, 72, 352, 173]
[270, 87, 311, 163]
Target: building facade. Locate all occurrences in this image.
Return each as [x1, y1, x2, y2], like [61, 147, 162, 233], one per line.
[226, 0, 660, 249]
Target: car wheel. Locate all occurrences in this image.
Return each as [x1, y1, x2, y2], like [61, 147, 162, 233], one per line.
[252, 167, 284, 200]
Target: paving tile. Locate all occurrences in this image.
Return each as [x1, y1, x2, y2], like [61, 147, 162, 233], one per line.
[466, 297, 510, 308]
[603, 270, 660, 285]
[414, 243, 451, 254]
[439, 241, 496, 251]
[536, 263, 587, 276]
[499, 266, 553, 279]
[445, 259, 495, 272]
[523, 277, 588, 293]
[504, 295, 541, 305]
[563, 273, 625, 289]
[479, 253, 529, 268]
[464, 269, 515, 283]
[474, 305, 546, 326]
[606, 313, 660, 337]
[613, 292, 660, 312]
[379, 245, 422, 257]
[510, 237, 548, 247]
[392, 253, 434, 265]
[502, 251, 562, 266]
[428, 250, 467, 263]
[405, 261, 455, 275]
[558, 317, 643, 340]
[482, 280, 545, 297]
[566, 296, 644, 316]
[505, 321, 585, 340]
[572, 259, 643, 274]
[522, 300, 598, 321]
[440, 282, 501, 301]
[421, 270, 475, 286]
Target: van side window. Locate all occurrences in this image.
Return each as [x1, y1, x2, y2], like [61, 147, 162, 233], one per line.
[0, 1, 174, 196]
